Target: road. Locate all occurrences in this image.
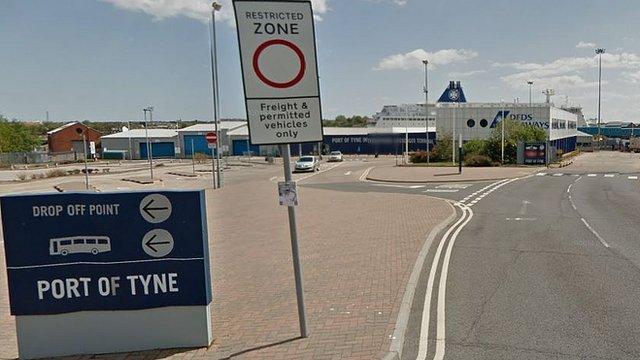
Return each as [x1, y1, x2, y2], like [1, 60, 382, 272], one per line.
[399, 151, 640, 360]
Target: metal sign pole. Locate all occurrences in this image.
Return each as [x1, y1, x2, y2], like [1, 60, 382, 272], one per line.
[191, 140, 196, 174]
[279, 144, 308, 338]
[211, 147, 216, 189]
[82, 133, 89, 189]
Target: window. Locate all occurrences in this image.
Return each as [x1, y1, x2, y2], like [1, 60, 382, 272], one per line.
[467, 119, 475, 128]
[73, 239, 84, 244]
[480, 119, 488, 127]
[86, 239, 97, 244]
[98, 239, 109, 245]
[60, 240, 72, 246]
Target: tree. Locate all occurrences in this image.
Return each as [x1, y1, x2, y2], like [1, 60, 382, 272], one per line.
[0, 115, 41, 152]
[323, 115, 369, 127]
[485, 119, 547, 163]
[431, 132, 453, 162]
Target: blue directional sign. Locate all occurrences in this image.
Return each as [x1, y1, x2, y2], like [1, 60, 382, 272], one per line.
[1, 190, 211, 316]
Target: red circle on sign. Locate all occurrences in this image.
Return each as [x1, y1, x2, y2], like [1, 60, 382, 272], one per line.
[252, 39, 306, 89]
[205, 132, 217, 144]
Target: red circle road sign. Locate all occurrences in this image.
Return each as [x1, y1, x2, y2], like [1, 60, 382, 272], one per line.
[205, 132, 217, 144]
[252, 39, 306, 89]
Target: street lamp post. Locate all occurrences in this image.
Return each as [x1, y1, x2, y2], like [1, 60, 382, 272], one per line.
[527, 80, 534, 106]
[143, 107, 154, 180]
[452, 103, 457, 165]
[596, 48, 605, 150]
[422, 59, 429, 164]
[210, 2, 223, 189]
[501, 99, 505, 165]
[76, 128, 89, 189]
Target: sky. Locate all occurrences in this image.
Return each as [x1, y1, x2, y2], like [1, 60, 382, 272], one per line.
[1, 0, 640, 122]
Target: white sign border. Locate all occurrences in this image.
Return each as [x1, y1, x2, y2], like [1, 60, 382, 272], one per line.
[232, 0, 324, 146]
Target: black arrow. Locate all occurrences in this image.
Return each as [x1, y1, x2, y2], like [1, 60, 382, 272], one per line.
[142, 199, 169, 220]
[144, 234, 171, 253]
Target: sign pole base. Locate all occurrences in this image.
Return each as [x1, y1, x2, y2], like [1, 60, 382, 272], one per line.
[280, 144, 309, 338]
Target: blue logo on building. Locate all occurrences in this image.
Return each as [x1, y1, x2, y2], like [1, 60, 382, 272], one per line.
[490, 111, 510, 128]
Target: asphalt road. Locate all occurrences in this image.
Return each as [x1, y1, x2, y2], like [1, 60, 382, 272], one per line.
[400, 151, 640, 360]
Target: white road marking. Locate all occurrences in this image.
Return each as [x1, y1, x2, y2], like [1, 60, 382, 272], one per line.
[359, 167, 374, 181]
[416, 205, 469, 360]
[567, 184, 572, 193]
[580, 217, 610, 248]
[571, 203, 577, 210]
[536, 173, 546, 176]
[505, 217, 537, 221]
[519, 200, 531, 215]
[604, 174, 615, 178]
[587, 174, 597, 177]
[418, 176, 526, 359]
[296, 162, 343, 183]
[424, 189, 459, 193]
[436, 184, 471, 189]
[552, 173, 563, 177]
[629, 176, 638, 180]
[372, 184, 425, 189]
[433, 205, 474, 360]
[344, 171, 352, 176]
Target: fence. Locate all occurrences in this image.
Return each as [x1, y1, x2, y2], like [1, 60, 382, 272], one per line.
[0, 151, 77, 166]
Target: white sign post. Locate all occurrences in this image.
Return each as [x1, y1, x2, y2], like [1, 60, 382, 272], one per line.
[233, 0, 323, 145]
[234, 0, 320, 338]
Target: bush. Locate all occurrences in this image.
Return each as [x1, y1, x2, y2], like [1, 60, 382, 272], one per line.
[30, 173, 45, 180]
[464, 154, 494, 167]
[46, 169, 67, 178]
[17, 173, 27, 181]
[193, 152, 208, 164]
[463, 139, 487, 158]
[431, 133, 453, 162]
[409, 151, 430, 163]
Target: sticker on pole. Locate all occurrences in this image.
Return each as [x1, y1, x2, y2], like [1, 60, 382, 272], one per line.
[233, 0, 323, 145]
[278, 181, 298, 206]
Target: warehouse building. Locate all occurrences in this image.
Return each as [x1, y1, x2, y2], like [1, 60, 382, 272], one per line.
[177, 122, 246, 157]
[47, 122, 101, 156]
[101, 129, 178, 160]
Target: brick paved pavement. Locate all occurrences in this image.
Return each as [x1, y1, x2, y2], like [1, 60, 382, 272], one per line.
[367, 165, 542, 183]
[0, 165, 452, 359]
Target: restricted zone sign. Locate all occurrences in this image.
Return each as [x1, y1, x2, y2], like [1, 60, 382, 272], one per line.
[233, 0, 323, 145]
[1, 190, 212, 358]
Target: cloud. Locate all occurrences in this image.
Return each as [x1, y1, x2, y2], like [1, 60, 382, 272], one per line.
[576, 41, 596, 49]
[100, 0, 329, 25]
[623, 70, 640, 83]
[496, 52, 640, 90]
[374, 48, 478, 71]
[362, 0, 407, 6]
[447, 70, 486, 77]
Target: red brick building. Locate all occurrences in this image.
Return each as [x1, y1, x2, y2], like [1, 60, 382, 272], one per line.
[47, 122, 101, 155]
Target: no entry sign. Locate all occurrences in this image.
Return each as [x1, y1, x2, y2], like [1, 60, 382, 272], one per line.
[205, 132, 217, 144]
[233, 0, 323, 145]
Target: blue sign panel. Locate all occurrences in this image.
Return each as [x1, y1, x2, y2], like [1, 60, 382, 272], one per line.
[1, 190, 211, 316]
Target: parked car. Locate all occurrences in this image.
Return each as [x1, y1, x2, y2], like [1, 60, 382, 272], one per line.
[328, 151, 343, 162]
[294, 156, 319, 172]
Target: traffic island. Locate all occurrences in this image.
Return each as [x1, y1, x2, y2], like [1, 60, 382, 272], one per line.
[366, 165, 543, 183]
[121, 176, 161, 185]
[167, 171, 199, 178]
[54, 182, 99, 192]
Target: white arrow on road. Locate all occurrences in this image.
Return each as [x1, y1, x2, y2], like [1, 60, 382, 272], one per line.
[520, 200, 531, 215]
